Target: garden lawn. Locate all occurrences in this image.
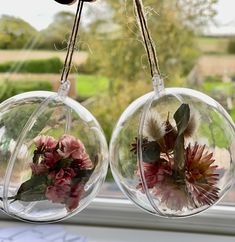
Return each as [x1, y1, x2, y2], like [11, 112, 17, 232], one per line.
[231, 109, 235, 122]
[202, 81, 235, 96]
[77, 74, 109, 97]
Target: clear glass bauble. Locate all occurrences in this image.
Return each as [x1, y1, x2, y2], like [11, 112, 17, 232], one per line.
[110, 87, 235, 217]
[0, 86, 108, 223]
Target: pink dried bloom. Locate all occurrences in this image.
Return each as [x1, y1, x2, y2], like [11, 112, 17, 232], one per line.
[185, 143, 220, 207]
[153, 181, 189, 211]
[30, 163, 48, 175]
[66, 182, 85, 211]
[48, 168, 76, 186]
[59, 135, 93, 169]
[34, 135, 57, 151]
[78, 153, 93, 169]
[44, 151, 61, 168]
[45, 184, 70, 204]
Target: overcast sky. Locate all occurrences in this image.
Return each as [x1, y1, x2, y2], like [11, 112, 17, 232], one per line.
[0, 0, 234, 31]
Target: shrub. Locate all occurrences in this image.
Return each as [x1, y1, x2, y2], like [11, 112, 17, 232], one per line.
[0, 80, 52, 102]
[0, 57, 63, 73]
[204, 75, 222, 83]
[227, 38, 235, 54]
[78, 56, 100, 75]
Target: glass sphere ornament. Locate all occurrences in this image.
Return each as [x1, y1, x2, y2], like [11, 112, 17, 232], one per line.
[0, 81, 108, 222]
[110, 0, 235, 218]
[110, 82, 235, 217]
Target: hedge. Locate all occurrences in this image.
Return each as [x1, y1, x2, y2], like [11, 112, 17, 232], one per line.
[0, 80, 53, 102]
[0, 57, 63, 73]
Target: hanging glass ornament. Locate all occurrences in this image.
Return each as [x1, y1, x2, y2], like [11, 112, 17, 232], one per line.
[110, 0, 235, 217]
[0, 0, 108, 223]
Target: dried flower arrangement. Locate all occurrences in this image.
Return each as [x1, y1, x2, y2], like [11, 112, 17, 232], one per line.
[131, 104, 220, 211]
[10, 135, 93, 211]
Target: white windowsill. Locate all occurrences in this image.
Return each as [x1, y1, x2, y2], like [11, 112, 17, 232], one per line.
[0, 198, 235, 236]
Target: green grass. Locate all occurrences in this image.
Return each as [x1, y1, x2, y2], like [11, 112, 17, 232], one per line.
[202, 81, 235, 96]
[77, 74, 109, 97]
[230, 109, 235, 122]
[197, 37, 229, 54]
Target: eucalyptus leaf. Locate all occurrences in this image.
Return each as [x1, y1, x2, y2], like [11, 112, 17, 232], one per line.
[16, 174, 48, 202]
[142, 141, 160, 163]
[173, 104, 190, 171]
[16, 184, 47, 202]
[173, 104, 190, 135]
[174, 135, 185, 171]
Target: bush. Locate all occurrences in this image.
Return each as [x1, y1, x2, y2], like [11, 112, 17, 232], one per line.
[0, 57, 63, 73]
[78, 56, 100, 75]
[204, 75, 222, 83]
[0, 80, 52, 102]
[227, 39, 235, 54]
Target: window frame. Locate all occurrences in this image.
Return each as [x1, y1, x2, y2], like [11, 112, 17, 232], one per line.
[60, 197, 235, 235]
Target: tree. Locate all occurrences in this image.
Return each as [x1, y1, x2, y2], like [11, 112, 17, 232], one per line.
[0, 15, 37, 49]
[38, 11, 76, 49]
[84, 0, 217, 83]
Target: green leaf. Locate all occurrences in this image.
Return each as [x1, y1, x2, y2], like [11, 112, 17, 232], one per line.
[173, 104, 190, 171]
[16, 184, 47, 202]
[16, 174, 48, 202]
[173, 104, 190, 135]
[142, 141, 160, 163]
[173, 135, 185, 171]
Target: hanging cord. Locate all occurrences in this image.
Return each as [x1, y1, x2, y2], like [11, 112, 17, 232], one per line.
[60, 0, 84, 84]
[133, 0, 164, 91]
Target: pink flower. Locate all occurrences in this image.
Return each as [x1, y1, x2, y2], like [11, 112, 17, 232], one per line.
[153, 181, 189, 211]
[185, 143, 220, 206]
[66, 183, 85, 211]
[59, 135, 93, 169]
[48, 168, 76, 186]
[46, 184, 70, 204]
[34, 135, 58, 151]
[77, 153, 93, 170]
[44, 151, 61, 168]
[30, 163, 48, 175]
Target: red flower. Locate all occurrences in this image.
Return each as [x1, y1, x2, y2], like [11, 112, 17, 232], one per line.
[136, 160, 172, 189]
[66, 183, 85, 211]
[59, 135, 93, 169]
[185, 143, 220, 206]
[34, 135, 57, 151]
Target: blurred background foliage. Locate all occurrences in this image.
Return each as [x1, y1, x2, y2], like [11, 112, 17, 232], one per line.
[0, 0, 234, 145]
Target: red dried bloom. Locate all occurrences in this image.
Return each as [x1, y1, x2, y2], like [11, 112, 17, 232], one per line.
[16, 134, 93, 211]
[66, 183, 85, 211]
[136, 160, 172, 189]
[185, 143, 220, 207]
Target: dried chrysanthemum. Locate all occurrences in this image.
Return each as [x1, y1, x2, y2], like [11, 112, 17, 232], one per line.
[185, 143, 220, 207]
[153, 181, 189, 211]
[143, 111, 165, 141]
[184, 107, 200, 138]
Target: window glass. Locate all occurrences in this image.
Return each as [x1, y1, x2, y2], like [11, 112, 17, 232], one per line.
[0, 0, 234, 205]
